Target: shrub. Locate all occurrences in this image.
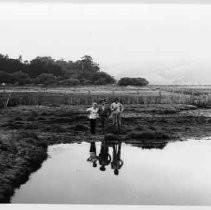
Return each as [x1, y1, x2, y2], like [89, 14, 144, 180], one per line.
[0, 71, 16, 84]
[104, 133, 120, 141]
[44, 124, 67, 133]
[12, 71, 31, 85]
[72, 124, 89, 131]
[118, 77, 149, 86]
[93, 72, 116, 85]
[58, 78, 80, 86]
[127, 131, 171, 140]
[16, 131, 39, 141]
[34, 73, 57, 85]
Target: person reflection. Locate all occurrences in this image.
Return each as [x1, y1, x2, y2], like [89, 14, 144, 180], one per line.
[111, 142, 123, 176]
[98, 141, 111, 171]
[87, 142, 98, 168]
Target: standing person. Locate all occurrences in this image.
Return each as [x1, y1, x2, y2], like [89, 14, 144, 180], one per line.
[110, 98, 124, 129]
[98, 99, 111, 134]
[86, 102, 99, 135]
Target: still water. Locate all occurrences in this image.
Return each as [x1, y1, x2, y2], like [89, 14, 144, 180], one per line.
[12, 139, 211, 205]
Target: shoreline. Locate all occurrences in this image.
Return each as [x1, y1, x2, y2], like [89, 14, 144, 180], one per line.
[1, 104, 211, 203]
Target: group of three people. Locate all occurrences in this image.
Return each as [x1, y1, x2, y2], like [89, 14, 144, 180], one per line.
[86, 98, 124, 134]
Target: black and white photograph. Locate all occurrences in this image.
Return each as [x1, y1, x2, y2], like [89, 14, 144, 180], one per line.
[1, 0, 211, 208]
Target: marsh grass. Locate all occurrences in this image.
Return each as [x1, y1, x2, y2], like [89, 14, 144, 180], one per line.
[104, 133, 121, 141]
[2, 90, 208, 107]
[0, 130, 48, 202]
[126, 130, 172, 140]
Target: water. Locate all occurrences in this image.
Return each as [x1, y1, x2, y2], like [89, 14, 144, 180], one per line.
[12, 139, 211, 205]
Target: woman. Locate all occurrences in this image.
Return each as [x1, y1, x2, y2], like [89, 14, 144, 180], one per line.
[86, 102, 99, 135]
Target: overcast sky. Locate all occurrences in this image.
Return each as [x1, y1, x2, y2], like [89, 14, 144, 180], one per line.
[1, 2, 211, 84]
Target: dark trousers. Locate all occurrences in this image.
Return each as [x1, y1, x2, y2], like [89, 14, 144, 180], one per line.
[90, 142, 96, 152]
[100, 116, 108, 133]
[90, 119, 96, 134]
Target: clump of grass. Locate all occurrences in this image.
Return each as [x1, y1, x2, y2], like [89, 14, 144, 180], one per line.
[141, 142, 167, 150]
[14, 117, 23, 121]
[0, 140, 16, 152]
[154, 109, 178, 114]
[135, 125, 150, 131]
[27, 116, 36, 121]
[43, 124, 67, 133]
[126, 130, 171, 140]
[40, 112, 48, 116]
[38, 117, 45, 121]
[23, 123, 39, 130]
[16, 131, 39, 140]
[47, 117, 71, 124]
[23, 146, 48, 168]
[71, 124, 89, 131]
[4, 121, 25, 129]
[0, 184, 14, 203]
[104, 133, 120, 141]
[16, 131, 47, 149]
[105, 125, 125, 134]
[71, 115, 87, 121]
[31, 111, 38, 117]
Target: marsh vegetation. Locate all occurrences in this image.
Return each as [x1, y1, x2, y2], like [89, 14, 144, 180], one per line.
[1, 85, 211, 202]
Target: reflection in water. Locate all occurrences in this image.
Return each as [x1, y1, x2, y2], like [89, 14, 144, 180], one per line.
[127, 140, 167, 150]
[87, 139, 165, 176]
[87, 141, 124, 175]
[111, 142, 123, 176]
[12, 139, 211, 205]
[98, 142, 111, 171]
[87, 142, 98, 168]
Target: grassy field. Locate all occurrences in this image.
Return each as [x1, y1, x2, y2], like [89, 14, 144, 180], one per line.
[1, 85, 211, 107]
[1, 85, 211, 202]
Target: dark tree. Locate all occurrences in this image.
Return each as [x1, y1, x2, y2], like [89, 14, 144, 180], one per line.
[118, 77, 149, 86]
[0, 53, 116, 86]
[28, 57, 63, 78]
[34, 73, 57, 85]
[0, 54, 26, 73]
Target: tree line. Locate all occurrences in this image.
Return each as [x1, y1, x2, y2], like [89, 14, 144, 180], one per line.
[0, 54, 149, 87]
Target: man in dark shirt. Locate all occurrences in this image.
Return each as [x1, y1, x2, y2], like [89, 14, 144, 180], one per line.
[98, 99, 111, 134]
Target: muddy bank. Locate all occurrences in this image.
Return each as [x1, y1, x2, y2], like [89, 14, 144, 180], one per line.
[0, 131, 47, 203]
[1, 104, 211, 202]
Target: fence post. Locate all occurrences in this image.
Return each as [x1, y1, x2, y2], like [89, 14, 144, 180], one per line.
[112, 89, 115, 96]
[112, 84, 116, 97]
[159, 91, 162, 104]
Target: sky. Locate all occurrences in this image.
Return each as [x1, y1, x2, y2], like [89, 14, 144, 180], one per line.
[1, 2, 211, 84]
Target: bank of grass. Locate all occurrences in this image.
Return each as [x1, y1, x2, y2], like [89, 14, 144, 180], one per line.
[0, 131, 47, 203]
[125, 130, 172, 140]
[1, 103, 211, 202]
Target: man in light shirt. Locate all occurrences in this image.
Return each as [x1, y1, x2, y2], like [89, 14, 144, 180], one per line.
[86, 102, 99, 135]
[110, 98, 124, 129]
